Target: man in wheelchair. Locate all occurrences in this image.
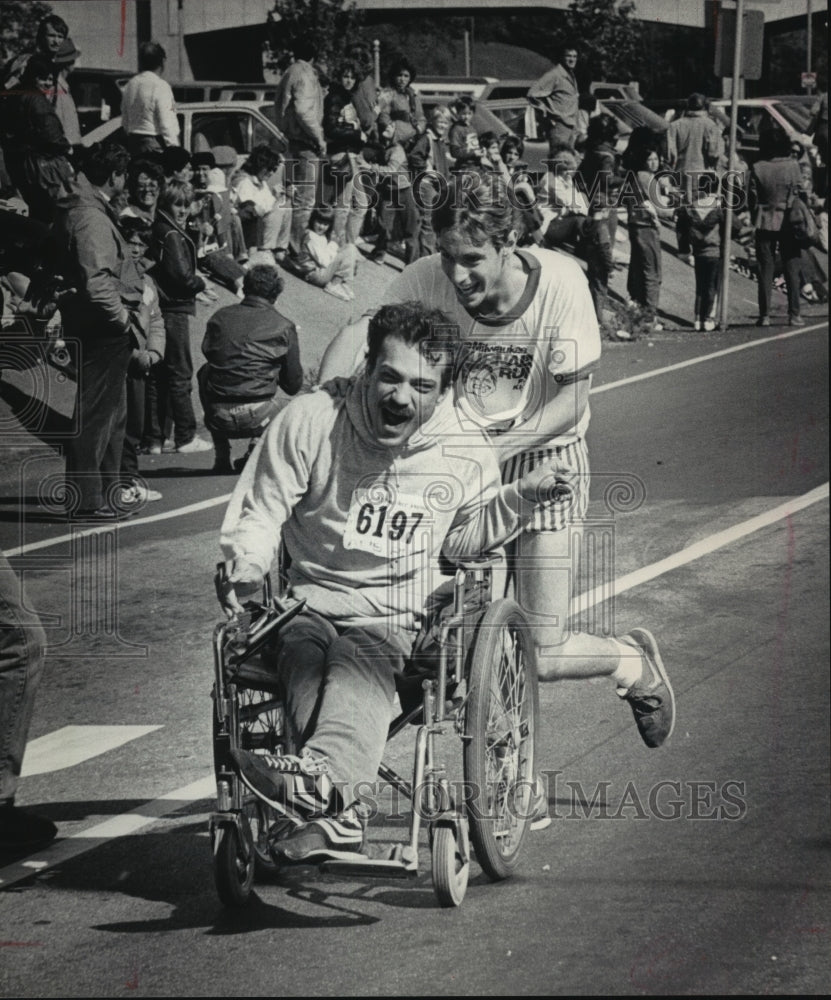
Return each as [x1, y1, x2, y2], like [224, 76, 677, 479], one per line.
[217, 301, 570, 862]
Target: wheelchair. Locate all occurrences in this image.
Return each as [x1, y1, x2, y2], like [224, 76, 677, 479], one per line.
[209, 555, 539, 909]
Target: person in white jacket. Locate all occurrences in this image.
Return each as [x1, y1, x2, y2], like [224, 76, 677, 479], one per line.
[217, 301, 571, 862]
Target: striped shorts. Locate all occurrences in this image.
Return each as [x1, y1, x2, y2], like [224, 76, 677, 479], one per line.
[501, 437, 590, 533]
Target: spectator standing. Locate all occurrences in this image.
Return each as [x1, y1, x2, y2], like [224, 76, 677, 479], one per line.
[0, 548, 56, 854]
[666, 93, 723, 190]
[52, 38, 82, 146]
[1, 12, 68, 92]
[625, 146, 675, 332]
[198, 265, 302, 475]
[323, 63, 366, 247]
[666, 92, 722, 261]
[447, 96, 479, 163]
[48, 142, 144, 517]
[676, 173, 724, 331]
[272, 38, 326, 258]
[808, 90, 828, 200]
[527, 43, 580, 155]
[367, 113, 419, 266]
[377, 57, 425, 146]
[118, 216, 165, 501]
[146, 180, 210, 454]
[344, 44, 379, 136]
[3, 55, 74, 223]
[748, 125, 805, 327]
[408, 104, 453, 257]
[121, 41, 179, 156]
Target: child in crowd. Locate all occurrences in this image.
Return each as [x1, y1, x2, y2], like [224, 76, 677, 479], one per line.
[448, 96, 480, 163]
[118, 217, 165, 499]
[478, 131, 512, 182]
[368, 113, 419, 265]
[190, 150, 246, 297]
[676, 172, 724, 331]
[299, 206, 357, 300]
[146, 179, 211, 454]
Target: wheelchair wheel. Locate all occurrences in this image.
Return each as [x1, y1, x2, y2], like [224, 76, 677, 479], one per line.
[463, 598, 538, 881]
[243, 795, 280, 876]
[214, 820, 255, 907]
[431, 824, 469, 908]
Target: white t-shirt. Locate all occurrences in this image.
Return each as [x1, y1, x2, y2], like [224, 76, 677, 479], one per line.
[384, 247, 600, 447]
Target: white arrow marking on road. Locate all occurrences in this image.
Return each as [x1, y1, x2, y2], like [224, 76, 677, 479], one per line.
[21, 725, 163, 777]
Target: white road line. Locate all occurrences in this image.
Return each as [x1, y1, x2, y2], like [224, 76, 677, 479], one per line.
[4, 495, 233, 558]
[592, 322, 828, 395]
[21, 725, 163, 778]
[0, 776, 214, 888]
[574, 483, 829, 613]
[2, 484, 827, 890]
[5, 320, 826, 560]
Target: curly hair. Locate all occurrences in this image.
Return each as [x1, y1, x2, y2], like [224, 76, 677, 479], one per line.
[243, 264, 284, 302]
[366, 302, 459, 391]
[242, 144, 281, 177]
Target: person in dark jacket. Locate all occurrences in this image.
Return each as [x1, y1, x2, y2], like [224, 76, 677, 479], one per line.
[749, 124, 805, 327]
[198, 265, 302, 474]
[2, 54, 74, 222]
[47, 142, 144, 517]
[146, 179, 210, 453]
[676, 172, 725, 331]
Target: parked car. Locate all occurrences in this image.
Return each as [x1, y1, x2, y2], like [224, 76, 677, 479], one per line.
[707, 97, 815, 161]
[412, 76, 498, 102]
[80, 101, 287, 164]
[67, 68, 131, 136]
[482, 96, 668, 163]
[169, 80, 236, 103]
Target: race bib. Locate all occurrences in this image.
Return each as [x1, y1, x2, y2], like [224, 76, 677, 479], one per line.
[343, 485, 433, 558]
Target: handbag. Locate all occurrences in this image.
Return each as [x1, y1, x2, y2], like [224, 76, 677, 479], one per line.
[786, 188, 819, 248]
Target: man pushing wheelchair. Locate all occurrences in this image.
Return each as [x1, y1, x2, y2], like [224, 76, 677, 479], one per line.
[216, 302, 570, 863]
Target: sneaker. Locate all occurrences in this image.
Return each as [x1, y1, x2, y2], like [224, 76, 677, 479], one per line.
[693, 320, 702, 332]
[231, 748, 332, 816]
[271, 807, 365, 862]
[652, 321, 664, 332]
[703, 320, 716, 332]
[0, 803, 57, 852]
[788, 315, 805, 327]
[756, 316, 770, 327]
[324, 280, 352, 301]
[175, 437, 212, 454]
[617, 628, 676, 749]
[528, 776, 552, 831]
[368, 248, 386, 265]
[148, 443, 163, 455]
[122, 483, 162, 503]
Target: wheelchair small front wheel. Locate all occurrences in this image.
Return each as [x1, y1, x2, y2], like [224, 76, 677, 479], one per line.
[463, 598, 539, 881]
[213, 820, 255, 907]
[431, 823, 469, 908]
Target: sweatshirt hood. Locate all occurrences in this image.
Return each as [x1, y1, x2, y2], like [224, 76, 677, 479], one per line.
[344, 373, 458, 456]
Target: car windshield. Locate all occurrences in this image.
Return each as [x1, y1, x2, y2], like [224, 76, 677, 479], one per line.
[773, 101, 812, 132]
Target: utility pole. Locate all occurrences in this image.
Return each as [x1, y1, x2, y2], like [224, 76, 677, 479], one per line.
[718, 0, 744, 332]
[807, 0, 814, 95]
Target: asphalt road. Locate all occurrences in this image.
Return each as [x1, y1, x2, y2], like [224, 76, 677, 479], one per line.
[0, 243, 828, 997]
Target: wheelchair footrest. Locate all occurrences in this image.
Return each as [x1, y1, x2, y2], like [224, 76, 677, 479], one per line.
[321, 844, 419, 879]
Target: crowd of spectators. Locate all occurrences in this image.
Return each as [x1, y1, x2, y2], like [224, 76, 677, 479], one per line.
[0, 14, 828, 520]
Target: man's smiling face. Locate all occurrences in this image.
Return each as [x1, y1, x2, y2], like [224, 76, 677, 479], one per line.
[365, 336, 449, 448]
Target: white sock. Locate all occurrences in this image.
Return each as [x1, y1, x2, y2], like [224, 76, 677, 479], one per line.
[610, 638, 644, 691]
